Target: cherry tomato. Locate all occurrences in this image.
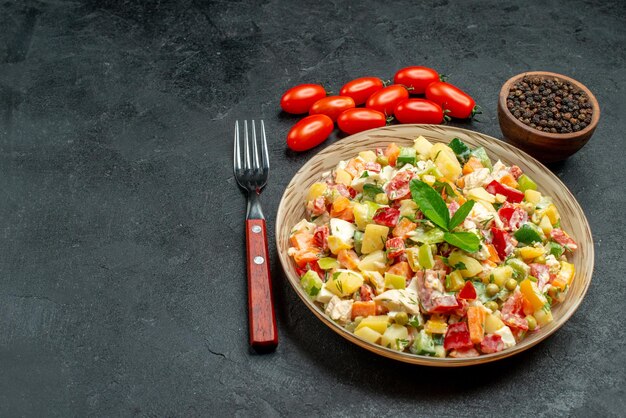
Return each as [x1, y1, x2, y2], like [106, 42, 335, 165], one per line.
[393, 66, 441, 94]
[286, 114, 334, 151]
[393, 99, 444, 124]
[309, 95, 355, 121]
[366, 85, 409, 115]
[337, 108, 386, 135]
[425, 81, 477, 119]
[339, 77, 384, 105]
[280, 84, 326, 114]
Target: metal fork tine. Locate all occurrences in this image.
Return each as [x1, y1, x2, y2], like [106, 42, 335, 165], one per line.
[260, 120, 270, 171]
[233, 120, 242, 171]
[251, 120, 260, 170]
[243, 120, 251, 170]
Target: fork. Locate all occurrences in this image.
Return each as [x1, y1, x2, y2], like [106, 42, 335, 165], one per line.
[233, 120, 278, 351]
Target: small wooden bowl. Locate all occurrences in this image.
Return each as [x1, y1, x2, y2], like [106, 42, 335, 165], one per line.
[276, 124, 594, 366]
[497, 71, 600, 163]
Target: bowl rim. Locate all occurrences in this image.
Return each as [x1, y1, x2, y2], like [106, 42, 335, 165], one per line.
[498, 71, 600, 140]
[275, 124, 594, 366]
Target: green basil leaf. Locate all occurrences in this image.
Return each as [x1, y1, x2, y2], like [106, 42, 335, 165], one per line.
[410, 179, 449, 231]
[449, 200, 475, 230]
[443, 231, 480, 253]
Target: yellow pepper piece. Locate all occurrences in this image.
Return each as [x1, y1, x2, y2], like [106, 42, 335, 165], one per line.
[307, 182, 327, 201]
[520, 279, 548, 311]
[517, 246, 545, 261]
[327, 236, 352, 255]
[424, 319, 448, 334]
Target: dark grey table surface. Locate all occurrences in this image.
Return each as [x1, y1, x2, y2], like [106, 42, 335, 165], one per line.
[1, 0, 625, 416]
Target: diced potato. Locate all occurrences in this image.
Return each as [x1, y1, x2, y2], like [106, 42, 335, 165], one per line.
[413, 136, 433, 156]
[330, 218, 356, 243]
[326, 271, 364, 297]
[524, 189, 542, 204]
[328, 236, 352, 254]
[448, 250, 483, 277]
[491, 265, 513, 287]
[358, 250, 387, 274]
[356, 315, 390, 334]
[484, 314, 505, 334]
[421, 174, 436, 186]
[381, 324, 409, 351]
[517, 246, 545, 261]
[375, 193, 389, 205]
[335, 169, 352, 186]
[354, 326, 382, 344]
[361, 224, 389, 254]
[520, 279, 547, 311]
[398, 199, 418, 218]
[539, 215, 553, 235]
[542, 204, 560, 225]
[533, 307, 553, 326]
[467, 187, 496, 203]
[307, 182, 327, 201]
[353, 203, 372, 230]
[429, 143, 462, 181]
[361, 270, 385, 293]
[358, 150, 377, 163]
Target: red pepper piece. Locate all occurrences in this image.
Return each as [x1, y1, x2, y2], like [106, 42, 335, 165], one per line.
[486, 180, 524, 203]
[372, 207, 401, 227]
[385, 237, 405, 258]
[458, 281, 477, 300]
[480, 334, 505, 354]
[491, 227, 511, 259]
[313, 225, 329, 252]
[444, 322, 474, 351]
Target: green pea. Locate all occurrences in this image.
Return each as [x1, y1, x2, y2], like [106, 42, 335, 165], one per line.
[485, 301, 499, 312]
[526, 315, 537, 331]
[505, 278, 518, 291]
[395, 312, 409, 326]
[486, 283, 500, 296]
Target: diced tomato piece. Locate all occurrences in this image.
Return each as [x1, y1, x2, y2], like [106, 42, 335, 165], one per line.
[295, 266, 307, 277]
[491, 227, 512, 259]
[347, 186, 357, 198]
[453, 297, 469, 317]
[385, 171, 413, 201]
[550, 229, 578, 251]
[364, 162, 382, 172]
[449, 347, 481, 358]
[387, 261, 412, 281]
[360, 284, 374, 302]
[486, 180, 524, 203]
[313, 225, 329, 251]
[337, 249, 360, 270]
[530, 263, 550, 291]
[385, 237, 405, 258]
[510, 165, 523, 180]
[351, 300, 376, 320]
[384, 143, 401, 167]
[498, 203, 528, 231]
[501, 292, 529, 330]
[458, 281, 477, 300]
[480, 334, 505, 354]
[444, 322, 473, 351]
[373, 207, 400, 227]
[308, 260, 325, 281]
[392, 217, 417, 239]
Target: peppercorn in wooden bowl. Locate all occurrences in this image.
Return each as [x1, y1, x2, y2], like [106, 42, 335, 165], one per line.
[497, 71, 600, 163]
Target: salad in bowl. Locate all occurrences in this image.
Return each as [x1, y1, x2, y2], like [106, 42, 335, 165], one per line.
[287, 136, 578, 358]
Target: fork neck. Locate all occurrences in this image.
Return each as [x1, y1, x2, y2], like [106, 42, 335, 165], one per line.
[246, 189, 265, 220]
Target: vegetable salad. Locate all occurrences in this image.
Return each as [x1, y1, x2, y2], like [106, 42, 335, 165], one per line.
[288, 136, 578, 358]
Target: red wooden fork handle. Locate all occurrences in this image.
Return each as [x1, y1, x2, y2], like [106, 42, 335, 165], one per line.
[245, 219, 278, 351]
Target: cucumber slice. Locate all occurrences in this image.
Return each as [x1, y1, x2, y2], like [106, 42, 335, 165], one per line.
[517, 174, 538, 192]
[418, 243, 434, 269]
[470, 146, 493, 170]
[410, 330, 437, 356]
[397, 147, 417, 167]
[448, 137, 471, 164]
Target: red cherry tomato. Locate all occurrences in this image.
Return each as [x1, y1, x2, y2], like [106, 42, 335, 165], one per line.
[339, 77, 384, 105]
[366, 85, 409, 115]
[425, 81, 477, 119]
[280, 84, 326, 114]
[393, 99, 444, 124]
[286, 114, 334, 151]
[393, 66, 441, 94]
[309, 96, 356, 121]
[337, 108, 386, 135]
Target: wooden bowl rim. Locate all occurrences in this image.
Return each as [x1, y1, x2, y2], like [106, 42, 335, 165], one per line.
[498, 71, 600, 141]
[276, 124, 594, 366]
